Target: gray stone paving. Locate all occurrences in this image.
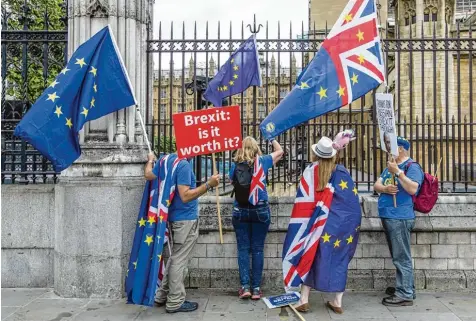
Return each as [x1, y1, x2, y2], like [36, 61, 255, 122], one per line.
[1, 288, 476, 321]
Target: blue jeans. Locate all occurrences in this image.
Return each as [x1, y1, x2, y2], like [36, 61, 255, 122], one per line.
[381, 218, 415, 300]
[232, 203, 271, 289]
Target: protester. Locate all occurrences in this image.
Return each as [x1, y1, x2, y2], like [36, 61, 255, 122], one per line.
[228, 136, 284, 300]
[289, 134, 361, 315]
[144, 152, 220, 313]
[373, 136, 424, 307]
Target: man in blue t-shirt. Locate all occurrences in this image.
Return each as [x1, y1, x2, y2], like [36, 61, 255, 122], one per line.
[145, 153, 219, 313]
[374, 136, 423, 307]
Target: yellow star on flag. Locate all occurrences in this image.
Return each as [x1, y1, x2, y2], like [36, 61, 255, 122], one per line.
[344, 13, 353, 23]
[338, 179, 348, 190]
[321, 232, 331, 243]
[317, 86, 327, 99]
[147, 215, 156, 226]
[54, 106, 63, 118]
[230, 58, 234, 63]
[337, 86, 346, 97]
[223, 85, 228, 91]
[47, 92, 60, 102]
[133, 260, 138, 269]
[65, 118, 73, 129]
[356, 30, 364, 41]
[298, 81, 310, 90]
[346, 235, 354, 244]
[353, 186, 358, 196]
[61, 67, 70, 75]
[351, 73, 359, 85]
[233, 74, 238, 79]
[229, 80, 234, 86]
[157, 254, 162, 260]
[93, 83, 98, 92]
[75, 58, 87, 68]
[159, 215, 164, 223]
[145, 235, 154, 246]
[138, 217, 146, 227]
[233, 65, 239, 71]
[90, 97, 95, 108]
[166, 200, 171, 207]
[50, 79, 59, 88]
[89, 66, 97, 77]
[81, 107, 88, 117]
[334, 239, 341, 248]
[358, 54, 365, 64]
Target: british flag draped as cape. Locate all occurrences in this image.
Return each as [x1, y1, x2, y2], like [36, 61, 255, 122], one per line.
[260, 0, 385, 139]
[282, 164, 361, 289]
[249, 155, 267, 206]
[126, 154, 182, 306]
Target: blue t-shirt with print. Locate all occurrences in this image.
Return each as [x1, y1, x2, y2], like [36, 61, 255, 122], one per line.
[229, 154, 273, 204]
[378, 158, 424, 219]
[152, 159, 198, 222]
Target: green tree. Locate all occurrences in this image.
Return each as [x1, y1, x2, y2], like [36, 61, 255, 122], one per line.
[4, 0, 66, 103]
[154, 136, 177, 155]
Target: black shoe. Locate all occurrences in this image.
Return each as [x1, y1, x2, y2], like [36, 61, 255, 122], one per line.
[154, 299, 166, 307]
[166, 301, 199, 313]
[382, 295, 413, 307]
[385, 287, 396, 296]
[386, 287, 416, 299]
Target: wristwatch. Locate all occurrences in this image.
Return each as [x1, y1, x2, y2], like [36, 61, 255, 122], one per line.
[395, 170, 403, 178]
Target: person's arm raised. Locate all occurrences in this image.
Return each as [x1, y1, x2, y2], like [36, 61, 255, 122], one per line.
[270, 140, 284, 165]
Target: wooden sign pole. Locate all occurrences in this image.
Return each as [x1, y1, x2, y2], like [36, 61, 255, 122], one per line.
[211, 154, 224, 244]
[389, 153, 397, 208]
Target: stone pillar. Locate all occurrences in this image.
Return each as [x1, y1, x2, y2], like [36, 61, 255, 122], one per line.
[54, 0, 152, 298]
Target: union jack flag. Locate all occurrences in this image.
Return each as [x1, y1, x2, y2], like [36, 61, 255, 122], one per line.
[126, 154, 182, 306]
[282, 163, 335, 287]
[261, 0, 385, 139]
[249, 156, 267, 205]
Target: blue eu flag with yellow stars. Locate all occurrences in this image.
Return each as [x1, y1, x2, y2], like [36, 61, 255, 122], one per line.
[203, 35, 262, 106]
[14, 25, 136, 172]
[304, 165, 362, 292]
[260, 0, 385, 139]
[126, 154, 182, 306]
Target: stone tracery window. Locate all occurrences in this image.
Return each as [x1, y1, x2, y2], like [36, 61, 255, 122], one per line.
[424, 5, 438, 22]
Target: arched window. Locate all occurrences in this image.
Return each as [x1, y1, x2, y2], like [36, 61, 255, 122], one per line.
[424, 6, 438, 22]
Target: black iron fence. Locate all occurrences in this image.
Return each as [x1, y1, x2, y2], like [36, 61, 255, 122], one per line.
[1, 0, 68, 183]
[147, 20, 476, 193]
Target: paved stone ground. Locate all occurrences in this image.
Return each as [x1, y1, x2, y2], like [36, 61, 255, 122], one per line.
[2, 288, 476, 321]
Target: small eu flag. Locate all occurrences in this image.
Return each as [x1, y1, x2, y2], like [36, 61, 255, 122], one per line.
[203, 35, 262, 107]
[14, 25, 136, 172]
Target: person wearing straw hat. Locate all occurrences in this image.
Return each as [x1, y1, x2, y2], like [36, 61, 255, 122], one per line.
[374, 136, 424, 307]
[287, 133, 361, 315]
[145, 153, 220, 313]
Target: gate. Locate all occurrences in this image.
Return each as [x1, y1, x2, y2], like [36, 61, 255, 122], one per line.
[1, 0, 68, 183]
[145, 19, 476, 193]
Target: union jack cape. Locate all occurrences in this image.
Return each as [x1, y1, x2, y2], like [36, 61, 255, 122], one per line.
[282, 163, 334, 287]
[249, 156, 267, 205]
[126, 154, 182, 306]
[261, 0, 385, 139]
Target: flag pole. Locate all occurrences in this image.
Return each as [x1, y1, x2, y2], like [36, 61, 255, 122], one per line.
[212, 153, 224, 244]
[389, 153, 397, 208]
[135, 106, 152, 154]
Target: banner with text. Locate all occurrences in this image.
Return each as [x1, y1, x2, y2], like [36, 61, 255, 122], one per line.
[173, 106, 242, 158]
[376, 93, 398, 157]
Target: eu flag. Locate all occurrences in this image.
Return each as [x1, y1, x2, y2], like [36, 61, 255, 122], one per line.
[260, 0, 385, 139]
[203, 35, 262, 107]
[14, 26, 136, 171]
[126, 154, 182, 306]
[282, 164, 361, 290]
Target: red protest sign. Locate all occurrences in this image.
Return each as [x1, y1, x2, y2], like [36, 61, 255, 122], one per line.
[173, 106, 242, 158]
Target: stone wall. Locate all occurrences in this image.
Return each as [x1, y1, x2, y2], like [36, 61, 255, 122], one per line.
[2, 185, 476, 294]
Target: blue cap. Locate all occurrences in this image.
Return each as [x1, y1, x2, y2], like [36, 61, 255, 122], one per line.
[397, 136, 410, 150]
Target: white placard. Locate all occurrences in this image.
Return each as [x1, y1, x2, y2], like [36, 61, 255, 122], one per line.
[376, 93, 398, 157]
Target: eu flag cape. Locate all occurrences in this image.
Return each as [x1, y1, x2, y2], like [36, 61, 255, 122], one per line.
[14, 25, 136, 171]
[261, 0, 385, 139]
[126, 154, 182, 306]
[282, 164, 361, 290]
